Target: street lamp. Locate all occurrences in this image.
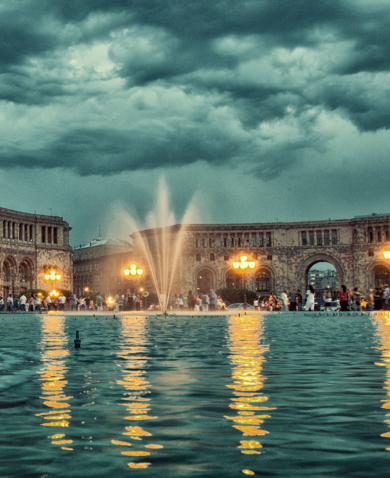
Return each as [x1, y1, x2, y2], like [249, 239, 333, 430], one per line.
[383, 249, 390, 260]
[44, 269, 61, 295]
[124, 264, 144, 306]
[232, 255, 256, 310]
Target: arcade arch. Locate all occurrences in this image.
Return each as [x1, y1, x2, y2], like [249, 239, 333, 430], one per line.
[194, 266, 217, 294]
[297, 254, 343, 299]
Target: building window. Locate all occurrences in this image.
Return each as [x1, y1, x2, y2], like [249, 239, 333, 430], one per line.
[386, 230, 390, 241]
[317, 232, 322, 246]
[324, 230, 330, 245]
[368, 251, 374, 257]
[309, 232, 314, 245]
[209, 238, 215, 248]
[256, 270, 270, 292]
[41, 226, 46, 243]
[223, 238, 228, 247]
[301, 232, 307, 246]
[378, 231, 382, 242]
[251, 237, 256, 247]
[368, 229, 374, 243]
[238, 237, 242, 247]
[332, 230, 337, 245]
[54, 228, 58, 244]
[196, 253, 201, 261]
[19, 224, 23, 241]
[267, 255, 272, 260]
[202, 238, 207, 248]
[375, 266, 389, 287]
[210, 253, 215, 261]
[258, 234, 263, 247]
[224, 255, 229, 261]
[29, 225, 33, 241]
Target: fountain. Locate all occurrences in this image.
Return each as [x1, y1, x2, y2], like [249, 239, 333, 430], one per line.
[125, 178, 197, 314]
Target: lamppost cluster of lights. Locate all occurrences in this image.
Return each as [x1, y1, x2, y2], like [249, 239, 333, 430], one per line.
[232, 255, 256, 310]
[44, 269, 61, 297]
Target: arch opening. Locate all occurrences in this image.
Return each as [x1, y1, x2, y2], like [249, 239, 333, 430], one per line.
[196, 269, 213, 294]
[255, 269, 271, 294]
[226, 270, 239, 290]
[306, 261, 338, 299]
[374, 265, 389, 287]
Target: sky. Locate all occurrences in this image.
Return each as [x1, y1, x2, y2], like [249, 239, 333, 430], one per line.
[1, 0, 389, 248]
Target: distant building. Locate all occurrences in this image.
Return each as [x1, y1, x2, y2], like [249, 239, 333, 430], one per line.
[73, 238, 133, 297]
[0, 206, 73, 296]
[308, 269, 338, 290]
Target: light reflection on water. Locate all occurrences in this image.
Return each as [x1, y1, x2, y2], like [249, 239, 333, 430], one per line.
[36, 317, 73, 451]
[116, 317, 161, 469]
[226, 314, 275, 474]
[372, 311, 390, 449]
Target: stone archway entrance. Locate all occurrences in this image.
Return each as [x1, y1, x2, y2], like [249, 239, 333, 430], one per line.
[3, 256, 16, 297]
[374, 265, 390, 287]
[298, 254, 343, 300]
[196, 269, 214, 294]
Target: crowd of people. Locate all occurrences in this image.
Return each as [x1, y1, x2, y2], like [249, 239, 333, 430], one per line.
[252, 284, 390, 312]
[1, 284, 390, 313]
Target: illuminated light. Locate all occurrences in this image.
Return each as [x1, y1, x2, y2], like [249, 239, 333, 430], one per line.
[384, 250, 390, 259]
[241, 256, 248, 262]
[381, 432, 390, 437]
[239, 441, 262, 448]
[137, 269, 143, 275]
[124, 269, 130, 276]
[61, 447, 73, 451]
[122, 451, 150, 456]
[130, 264, 137, 269]
[124, 427, 152, 437]
[36, 410, 71, 416]
[232, 396, 268, 402]
[43, 401, 70, 408]
[248, 262, 256, 269]
[44, 414, 71, 420]
[41, 421, 69, 427]
[52, 440, 73, 445]
[50, 434, 65, 439]
[234, 426, 269, 436]
[40, 396, 73, 401]
[128, 463, 151, 469]
[145, 444, 163, 449]
[50, 270, 55, 274]
[241, 450, 261, 454]
[111, 440, 132, 446]
[242, 471, 255, 475]
[125, 415, 158, 420]
[233, 262, 240, 269]
[45, 274, 50, 280]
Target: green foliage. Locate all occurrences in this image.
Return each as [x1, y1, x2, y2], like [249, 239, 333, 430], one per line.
[216, 288, 258, 305]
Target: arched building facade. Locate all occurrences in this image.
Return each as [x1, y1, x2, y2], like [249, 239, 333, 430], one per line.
[133, 213, 390, 297]
[0, 207, 73, 297]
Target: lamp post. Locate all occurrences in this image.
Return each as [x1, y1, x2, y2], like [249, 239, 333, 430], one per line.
[232, 255, 256, 310]
[124, 264, 144, 309]
[44, 269, 61, 295]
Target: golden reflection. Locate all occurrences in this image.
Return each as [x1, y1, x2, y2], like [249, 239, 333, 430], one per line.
[226, 314, 275, 467]
[36, 317, 73, 449]
[116, 317, 160, 469]
[372, 311, 390, 450]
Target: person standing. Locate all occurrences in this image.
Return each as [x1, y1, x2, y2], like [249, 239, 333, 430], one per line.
[338, 285, 349, 311]
[20, 293, 27, 312]
[46, 294, 52, 311]
[296, 290, 303, 311]
[289, 289, 297, 311]
[253, 298, 259, 310]
[305, 285, 315, 311]
[58, 293, 66, 311]
[202, 293, 210, 312]
[34, 294, 41, 312]
[209, 289, 218, 311]
[187, 290, 196, 310]
[96, 292, 102, 311]
[323, 288, 333, 311]
[374, 286, 382, 310]
[70, 293, 77, 311]
[7, 295, 13, 311]
[280, 289, 288, 311]
[366, 289, 374, 311]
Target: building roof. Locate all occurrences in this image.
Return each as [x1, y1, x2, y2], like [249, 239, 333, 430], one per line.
[73, 238, 131, 250]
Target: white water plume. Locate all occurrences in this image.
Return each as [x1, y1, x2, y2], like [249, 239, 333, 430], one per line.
[108, 177, 199, 311]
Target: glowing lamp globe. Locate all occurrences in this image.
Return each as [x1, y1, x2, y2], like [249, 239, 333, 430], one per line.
[384, 250, 390, 260]
[233, 262, 240, 269]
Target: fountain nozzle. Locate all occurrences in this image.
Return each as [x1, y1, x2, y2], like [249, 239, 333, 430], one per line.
[74, 330, 81, 348]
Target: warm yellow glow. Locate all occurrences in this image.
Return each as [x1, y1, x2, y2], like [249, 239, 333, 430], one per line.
[137, 269, 143, 275]
[44, 274, 50, 280]
[384, 250, 390, 260]
[241, 256, 248, 262]
[249, 262, 256, 269]
[140, 288, 144, 292]
[50, 270, 55, 274]
[84, 287, 89, 292]
[124, 269, 130, 276]
[233, 262, 240, 269]
[130, 264, 137, 269]
[45, 270, 61, 283]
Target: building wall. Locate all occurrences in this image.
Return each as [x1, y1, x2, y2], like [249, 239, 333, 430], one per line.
[0, 207, 73, 296]
[133, 215, 390, 297]
[73, 239, 134, 297]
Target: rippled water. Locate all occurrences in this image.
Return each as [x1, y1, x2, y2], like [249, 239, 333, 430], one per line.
[1, 312, 390, 477]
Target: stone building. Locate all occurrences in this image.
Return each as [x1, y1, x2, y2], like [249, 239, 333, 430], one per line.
[132, 213, 390, 297]
[73, 238, 133, 297]
[0, 207, 73, 297]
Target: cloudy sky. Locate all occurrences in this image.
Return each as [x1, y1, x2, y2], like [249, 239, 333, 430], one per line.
[1, 0, 389, 247]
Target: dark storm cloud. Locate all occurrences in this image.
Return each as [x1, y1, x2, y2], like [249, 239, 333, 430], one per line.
[0, 0, 390, 176]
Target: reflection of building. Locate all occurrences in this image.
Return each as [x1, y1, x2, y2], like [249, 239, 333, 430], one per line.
[132, 214, 390, 296]
[308, 269, 338, 289]
[73, 238, 134, 296]
[0, 207, 73, 296]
